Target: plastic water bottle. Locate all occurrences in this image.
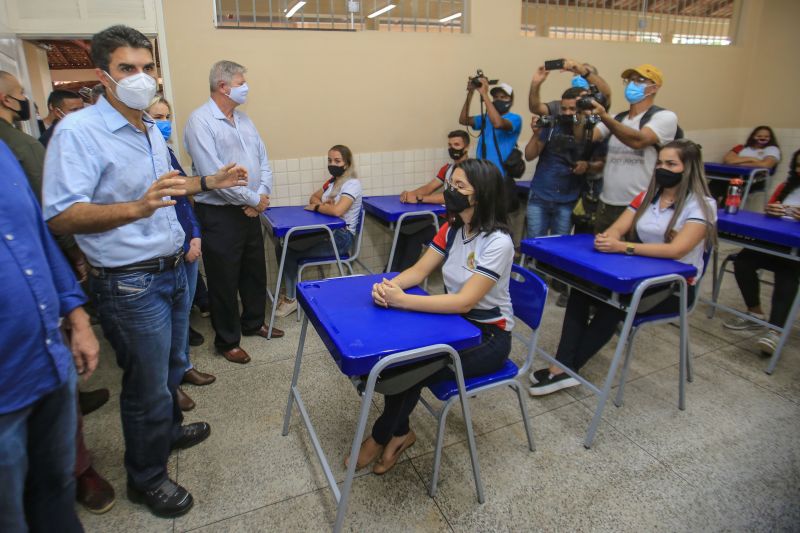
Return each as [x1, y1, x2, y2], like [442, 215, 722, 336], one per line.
[725, 178, 744, 214]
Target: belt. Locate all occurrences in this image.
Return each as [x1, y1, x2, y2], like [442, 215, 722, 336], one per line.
[90, 251, 184, 276]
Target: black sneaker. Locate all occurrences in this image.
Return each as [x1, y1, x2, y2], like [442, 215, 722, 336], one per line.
[188, 327, 204, 347]
[172, 422, 211, 451]
[79, 388, 110, 416]
[127, 478, 193, 518]
[529, 372, 580, 396]
[528, 368, 551, 385]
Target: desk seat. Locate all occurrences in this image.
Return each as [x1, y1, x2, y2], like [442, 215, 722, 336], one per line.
[428, 360, 519, 401]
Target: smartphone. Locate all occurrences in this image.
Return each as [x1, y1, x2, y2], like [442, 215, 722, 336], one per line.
[544, 59, 565, 71]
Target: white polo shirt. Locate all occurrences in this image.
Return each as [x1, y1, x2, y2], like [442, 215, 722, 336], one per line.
[429, 223, 515, 331]
[321, 177, 362, 234]
[628, 191, 716, 284]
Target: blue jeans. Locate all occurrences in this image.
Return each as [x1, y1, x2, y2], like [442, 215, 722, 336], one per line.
[526, 194, 576, 238]
[182, 259, 200, 372]
[88, 265, 189, 490]
[0, 365, 82, 533]
[278, 229, 354, 299]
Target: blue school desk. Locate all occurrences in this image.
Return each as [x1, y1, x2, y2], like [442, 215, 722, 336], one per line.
[261, 206, 346, 338]
[520, 234, 696, 448]
[281, 274, 484, 532]
[704, 210, 800, 374]
[362, 195, 445, 273]
[704, 162, 773, 206]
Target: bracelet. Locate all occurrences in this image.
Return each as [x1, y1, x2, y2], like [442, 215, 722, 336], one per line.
[200, 175, 210, 192]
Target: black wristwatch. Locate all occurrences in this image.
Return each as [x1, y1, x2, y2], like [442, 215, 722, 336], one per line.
[416, 195, 423, 203]
[200, 175, 210, 192]
[581, 69, 592, 80]
[314, 204, 320, 212]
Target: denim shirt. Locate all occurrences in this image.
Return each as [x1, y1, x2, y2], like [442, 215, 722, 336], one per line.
[530, 125, 585, 203]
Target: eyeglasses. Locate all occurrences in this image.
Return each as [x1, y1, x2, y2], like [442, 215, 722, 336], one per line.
[623, 76, 654, 85]
[445, 177, 473, 193]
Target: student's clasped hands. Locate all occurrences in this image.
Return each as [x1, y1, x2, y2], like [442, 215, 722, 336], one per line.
[594, 232, 623, 253]
[372, 278, 405, 308]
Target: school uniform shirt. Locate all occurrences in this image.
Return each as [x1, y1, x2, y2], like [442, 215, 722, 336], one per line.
[732, 144, 781, 162]
[435, 163, 455, 184]
[628, 191, 716, 284]
[321, 177, 362, 234]
[597, 109, 678, 206]
[429, 222, 515, 331]
[770, 181, 800, 206]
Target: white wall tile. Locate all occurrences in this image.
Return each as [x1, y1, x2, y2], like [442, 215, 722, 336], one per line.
[286, 158, 299, 171]
[300, 157, 312, 171]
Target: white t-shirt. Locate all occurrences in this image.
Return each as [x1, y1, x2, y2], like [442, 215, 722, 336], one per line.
[738, 145, 780, 162]
[782, 187, 800, 206]
[627, 191, 716, 284]
[597, 108, 678, 206]
[321, 177, 362, 234]
[429, 223, 515, 331]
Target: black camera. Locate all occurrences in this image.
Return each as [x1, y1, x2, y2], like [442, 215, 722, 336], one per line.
[576, 84, 609, 111]
[470, 69, 498, 89]
[584, 114, 602, 126]
[535, 115, 554, 128]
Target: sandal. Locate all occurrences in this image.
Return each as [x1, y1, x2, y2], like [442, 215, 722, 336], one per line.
[344, 437, 382, 470]
[373, 430, 416, 475]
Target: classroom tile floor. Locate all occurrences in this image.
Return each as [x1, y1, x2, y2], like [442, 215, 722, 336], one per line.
[78, 242, 800, 532]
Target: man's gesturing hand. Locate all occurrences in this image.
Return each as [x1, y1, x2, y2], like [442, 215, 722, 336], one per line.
[137, 171, 185, 218]
[208, 163, 249, 190]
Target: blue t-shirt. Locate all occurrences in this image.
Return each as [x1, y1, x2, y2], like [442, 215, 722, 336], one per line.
[473, 113, 522, 177]
[530, 125, 587, 203]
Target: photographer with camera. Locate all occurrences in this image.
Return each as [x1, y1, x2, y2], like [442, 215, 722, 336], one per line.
[528, 59, 611, 117]
[587, 64, 679, 232]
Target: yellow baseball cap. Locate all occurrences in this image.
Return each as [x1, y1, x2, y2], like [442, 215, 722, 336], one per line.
[621, 64, 663, 86]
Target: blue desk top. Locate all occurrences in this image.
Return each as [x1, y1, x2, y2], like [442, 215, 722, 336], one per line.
[705, 162, 775, 177]
[516, 180, 531, 192]
[262, 206, 345, 238]
[520, 234, 696, 294]
[296, 274, 482, 376]
[717, 210, 800, 249]
[362, 195, 445, 223]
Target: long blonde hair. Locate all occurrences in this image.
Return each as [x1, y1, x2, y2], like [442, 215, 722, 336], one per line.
[627, 139, 717, 249]
[328, 144, 356, 196]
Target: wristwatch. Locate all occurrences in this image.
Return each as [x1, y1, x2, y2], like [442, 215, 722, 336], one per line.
[581, 68, 592, 80]
[200, 175, 210, 192]
[314, 204, 320, 212]
[625, 243, 636, 256]
[416, 195, 423, 203]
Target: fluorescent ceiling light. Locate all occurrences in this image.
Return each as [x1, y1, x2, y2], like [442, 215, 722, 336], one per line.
[439, 12, 462, 23]
[367, 4, 396, 19]
[285, 1, 307, 18]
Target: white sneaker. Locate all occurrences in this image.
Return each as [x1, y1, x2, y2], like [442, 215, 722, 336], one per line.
[275, 299, 298, 318]
[757, 330, 780, 356]
[723, 312, 765, 330]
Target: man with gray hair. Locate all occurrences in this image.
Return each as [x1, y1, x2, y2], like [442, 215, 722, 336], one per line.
[184, 60, 282, 366]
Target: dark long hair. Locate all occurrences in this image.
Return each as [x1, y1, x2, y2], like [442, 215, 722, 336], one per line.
[451, 159, 510, 235]
[627, 139, 717, 249]
[744, 125, 779, 149]
[777, 148, 800, 203]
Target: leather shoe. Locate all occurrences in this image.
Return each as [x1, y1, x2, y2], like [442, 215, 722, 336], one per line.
[243, 324, 284, 339]
[182, 368, 216, 386]
[188, 326, 204, 347]
[79, 388, 110, 416]
[218, 346, 251, 364]
[76, 466, 115, 514]
[172, 422, 211, 451]
[127, 478, 193, 518]
[176, 387, 195, 411]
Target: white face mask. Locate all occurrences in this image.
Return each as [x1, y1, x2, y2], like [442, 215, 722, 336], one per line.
[226, 82, 249, 105]
[105, 71, 157, 110]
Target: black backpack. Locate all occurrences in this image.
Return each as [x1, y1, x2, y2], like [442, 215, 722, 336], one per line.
[614, 105, 683, 146]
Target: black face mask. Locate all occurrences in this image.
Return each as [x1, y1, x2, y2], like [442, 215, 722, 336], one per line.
[654, 168, 683, 189]
[448, 147, 465, 160]
[493, 100, 511, 115]
[443, 186, 471, 214]
[6, 95, 30, 121]
[328, 164, 346, 178]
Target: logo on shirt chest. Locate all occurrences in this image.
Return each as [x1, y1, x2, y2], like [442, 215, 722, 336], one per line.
[466, 251, 476, 270]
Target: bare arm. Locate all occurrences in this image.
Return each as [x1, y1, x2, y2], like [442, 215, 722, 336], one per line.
[528, 66, 550, 115]
[401, 178, 445, 204]
[459, 83, 476, 127]
[374, 270, 496, 315]
[524, 117, 544, 161]
[309, 194, 353, 218]
[477, 79, 513, 131]
[564, 59, 612, 108]
[596, 221, 707, 260]
[593, 101, 659, 150]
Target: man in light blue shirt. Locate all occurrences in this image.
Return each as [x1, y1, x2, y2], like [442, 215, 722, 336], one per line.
[184, 59, 283, 365]
[43, 25, 248, 519]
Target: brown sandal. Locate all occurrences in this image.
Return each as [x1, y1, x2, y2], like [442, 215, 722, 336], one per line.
[373, 430, 416, 475]
[344, 437, 382, 470]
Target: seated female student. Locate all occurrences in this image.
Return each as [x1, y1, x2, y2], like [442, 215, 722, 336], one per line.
[349, 159, 515, 474]
[530, 139, 717, 396]
[723, 148, 800, 355]
[709, 126, 781, 203]
[274, 145, 362, 317]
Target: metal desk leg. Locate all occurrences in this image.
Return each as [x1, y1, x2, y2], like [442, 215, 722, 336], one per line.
[282, 317, 309, 435]
[267, 237, 290, 340]
[766, 289, 800, 374]
[677, 279, 689, 410]
[707, 247, 720, 319]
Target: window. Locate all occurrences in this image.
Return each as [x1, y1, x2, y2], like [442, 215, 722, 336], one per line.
[214, 0, 467, 33]
[521, 0, 736, 46]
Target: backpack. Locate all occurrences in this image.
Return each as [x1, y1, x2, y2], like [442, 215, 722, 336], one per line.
[614, 105, 683, 146]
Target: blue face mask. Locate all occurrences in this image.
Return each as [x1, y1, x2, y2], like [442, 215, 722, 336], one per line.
[624, 81, 648, 104]
[155, 119, 172, 141]
[571, 75, 590, 90]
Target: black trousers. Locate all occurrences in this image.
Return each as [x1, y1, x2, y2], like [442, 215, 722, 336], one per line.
[194, 203, 267, 349]
[389, 221, 436, 272]
[733, 248, 800, 326]
[371, 323, 511, 445]
[555, 284, 695, 372]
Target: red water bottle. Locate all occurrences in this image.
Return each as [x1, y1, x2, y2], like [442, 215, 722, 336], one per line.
[725, 178, 743, 214]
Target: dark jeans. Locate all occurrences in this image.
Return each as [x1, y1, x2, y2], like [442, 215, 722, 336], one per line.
[371, 323, 511, 445]
[556, 285, 695, 372]
[195, 203, 267, 350]
[389, 220, 436, 272]
[0, 365, 83, 533]
[593, 201, 628, 234]
[526, 194, 575, 238]
[276, 228, 353, 300]
[89, 266, 189, 490]
[733, 248, 800, 326]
